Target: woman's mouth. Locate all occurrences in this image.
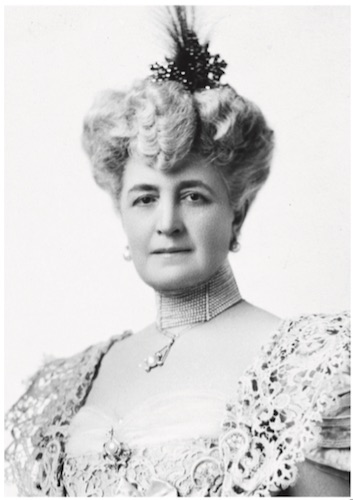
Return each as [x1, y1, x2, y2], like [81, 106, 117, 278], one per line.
[152, 248, 192, 255]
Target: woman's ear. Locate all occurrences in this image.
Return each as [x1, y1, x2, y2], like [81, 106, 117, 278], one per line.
[231, 200, 249, 236]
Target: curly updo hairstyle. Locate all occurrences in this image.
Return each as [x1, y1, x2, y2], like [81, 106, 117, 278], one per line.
[82, 78, 274, 219]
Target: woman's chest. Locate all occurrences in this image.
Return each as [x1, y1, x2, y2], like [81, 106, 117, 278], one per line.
[85, 323, 270, 419]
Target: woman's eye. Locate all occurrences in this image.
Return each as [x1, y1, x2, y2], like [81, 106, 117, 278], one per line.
[134, 195, 156, 206]
[183, 192, 207, 203]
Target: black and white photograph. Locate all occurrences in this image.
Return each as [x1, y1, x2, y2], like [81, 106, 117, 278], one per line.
[4, 5, 350, 497]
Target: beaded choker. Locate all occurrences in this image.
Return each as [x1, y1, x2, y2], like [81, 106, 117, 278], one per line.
[156, 260, 242, 330]
[142, 261, 242, 372]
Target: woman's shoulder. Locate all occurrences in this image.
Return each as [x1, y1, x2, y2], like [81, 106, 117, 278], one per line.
[6, 330, 133, 422]
[260, 310, 350, 385]
[273, 310, 350, 360]
[282, 309, 350, 335]
[232, 303, 350, 345]
[12, 332, 130, 402]
[226, 300, 282, 348]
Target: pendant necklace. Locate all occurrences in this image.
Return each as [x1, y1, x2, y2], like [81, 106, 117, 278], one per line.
[142, 324, 194, 373]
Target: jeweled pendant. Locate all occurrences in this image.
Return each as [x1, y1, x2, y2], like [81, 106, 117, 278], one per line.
[103, 428, 121, 457]
[144, 339, 175, 372]
[103, 429, 132, 467]
[104, 438, 120, 456]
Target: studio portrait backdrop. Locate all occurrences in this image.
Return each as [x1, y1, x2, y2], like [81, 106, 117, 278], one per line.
[5, 4, 350, 418]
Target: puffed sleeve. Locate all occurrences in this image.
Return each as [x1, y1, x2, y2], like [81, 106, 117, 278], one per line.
[299, 311, 350, 481]
[305, 371, 350, 480]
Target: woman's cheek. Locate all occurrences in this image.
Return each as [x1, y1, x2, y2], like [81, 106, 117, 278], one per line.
[123, 212, 150, 251]
[198, 210, 232, 247]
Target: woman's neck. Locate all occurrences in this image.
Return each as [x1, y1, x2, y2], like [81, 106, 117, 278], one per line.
[155, 260, 242, 331]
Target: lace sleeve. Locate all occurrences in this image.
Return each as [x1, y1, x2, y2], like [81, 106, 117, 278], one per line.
[220, 311, 350, 496]
[5, 334, 126, 496]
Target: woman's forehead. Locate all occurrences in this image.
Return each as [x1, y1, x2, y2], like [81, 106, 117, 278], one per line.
[122, 156, 224, 190]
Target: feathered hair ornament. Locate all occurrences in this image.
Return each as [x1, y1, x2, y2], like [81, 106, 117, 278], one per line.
[150, 6, 227, 92]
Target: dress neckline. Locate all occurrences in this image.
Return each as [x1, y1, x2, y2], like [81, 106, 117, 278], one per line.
[65, 316, 286, 455]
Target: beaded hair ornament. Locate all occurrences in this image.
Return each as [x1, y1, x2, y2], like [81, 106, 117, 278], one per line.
[150, 6, 227, 92]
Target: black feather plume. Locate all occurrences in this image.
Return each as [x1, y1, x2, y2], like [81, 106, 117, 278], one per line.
[150, 6, 227, 92]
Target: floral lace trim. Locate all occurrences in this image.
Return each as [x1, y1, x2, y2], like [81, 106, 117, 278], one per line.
[63, 438, 224, 497]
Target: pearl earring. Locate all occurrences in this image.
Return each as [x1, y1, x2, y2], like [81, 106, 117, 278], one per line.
[123, 245, 132, 261]
[230, 238, 240, 253]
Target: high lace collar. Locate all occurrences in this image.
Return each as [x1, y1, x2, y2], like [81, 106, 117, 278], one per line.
[155, 260, 242, 331]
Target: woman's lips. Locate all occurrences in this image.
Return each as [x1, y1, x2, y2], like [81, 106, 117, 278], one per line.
[152, 248, 192, 254]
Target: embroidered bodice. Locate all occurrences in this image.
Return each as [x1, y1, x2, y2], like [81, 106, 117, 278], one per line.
[5, 312, 350, 496]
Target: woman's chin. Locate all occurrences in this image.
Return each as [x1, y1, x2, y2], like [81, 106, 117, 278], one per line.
[140, 264, 215, 293]
[148, 275, 199, 293]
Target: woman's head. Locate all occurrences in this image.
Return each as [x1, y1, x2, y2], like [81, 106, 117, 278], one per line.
[82, 78, 274, 290]
[82, 78, 274, 217]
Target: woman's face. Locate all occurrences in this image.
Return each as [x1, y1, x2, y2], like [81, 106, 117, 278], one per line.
[120, 155, 235, 292]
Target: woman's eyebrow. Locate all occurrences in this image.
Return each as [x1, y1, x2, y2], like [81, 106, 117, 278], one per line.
[127, 180, 216, 195]
[178, 180, 216, 196]
[127, 184, 158, 194]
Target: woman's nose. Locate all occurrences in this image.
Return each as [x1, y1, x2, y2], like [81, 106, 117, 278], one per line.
[156, 200, 184, 236]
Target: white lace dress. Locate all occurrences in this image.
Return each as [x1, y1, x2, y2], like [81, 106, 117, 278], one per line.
[5, 312, 350, 496]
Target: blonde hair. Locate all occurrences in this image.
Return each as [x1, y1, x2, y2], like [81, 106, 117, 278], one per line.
[82, 78, 274, 215]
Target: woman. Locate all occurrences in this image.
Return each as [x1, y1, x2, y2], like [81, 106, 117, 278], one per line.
[5, 7, 350, 497]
